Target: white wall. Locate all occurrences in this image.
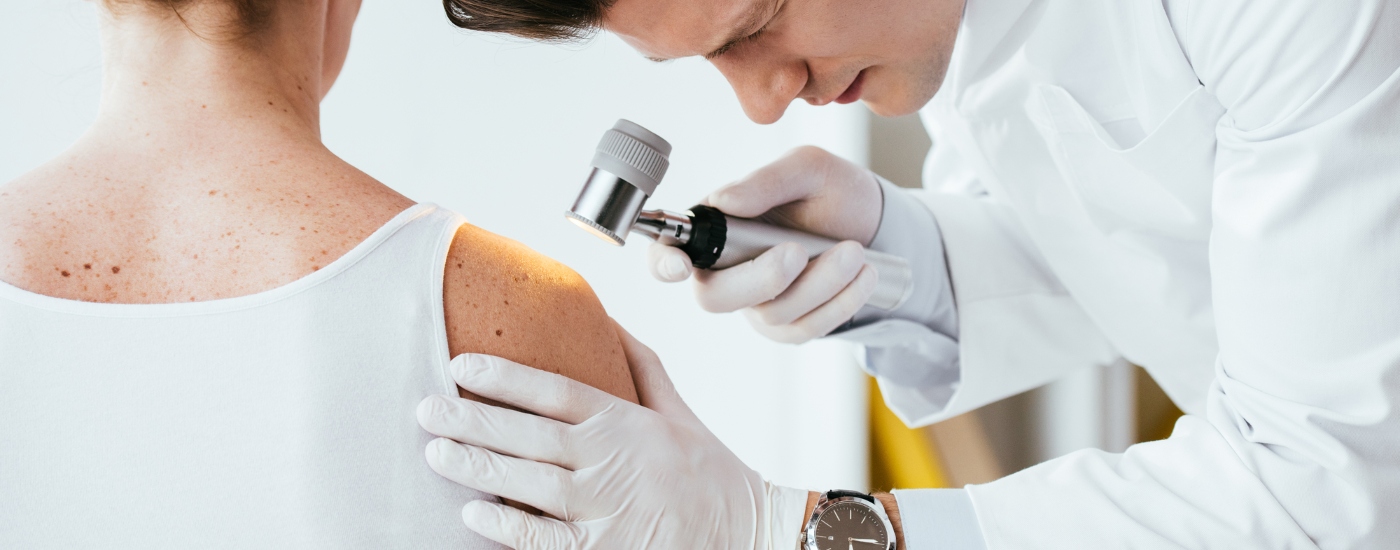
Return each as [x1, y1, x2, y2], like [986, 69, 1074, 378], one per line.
[1, 0, 870, 490]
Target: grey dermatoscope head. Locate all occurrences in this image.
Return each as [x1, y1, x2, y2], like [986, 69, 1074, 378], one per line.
[566, 119, 673, 246]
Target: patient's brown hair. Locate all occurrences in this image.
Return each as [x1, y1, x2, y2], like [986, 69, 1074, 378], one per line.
[443, 0, 613, 42]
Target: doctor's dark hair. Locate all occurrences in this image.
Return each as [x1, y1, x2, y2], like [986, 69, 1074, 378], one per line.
[443, 0, 613, 41]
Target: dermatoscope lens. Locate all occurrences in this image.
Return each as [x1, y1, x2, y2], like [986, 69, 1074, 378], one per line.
[566, 120, 673, 245]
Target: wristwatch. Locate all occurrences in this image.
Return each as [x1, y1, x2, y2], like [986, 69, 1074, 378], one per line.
[801, 490, 897, 550]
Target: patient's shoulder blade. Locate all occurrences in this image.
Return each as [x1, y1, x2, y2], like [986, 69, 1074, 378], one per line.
[443, 223, 639, 405]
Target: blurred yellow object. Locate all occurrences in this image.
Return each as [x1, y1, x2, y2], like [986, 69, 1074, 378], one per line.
[869, 377, 948, 491]
[1135, 365, 1185, 442]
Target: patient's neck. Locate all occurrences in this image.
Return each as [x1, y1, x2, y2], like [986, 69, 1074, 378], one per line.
[86, 11, 328, 156]
[0, 7, 416, 304]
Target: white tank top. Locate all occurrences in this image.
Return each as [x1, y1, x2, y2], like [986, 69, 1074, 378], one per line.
[0, 204, 504, 549]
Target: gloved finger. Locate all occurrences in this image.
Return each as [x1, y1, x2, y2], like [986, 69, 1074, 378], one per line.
[648, 242, 694, 282]
[417, 394, 577, 469]
[611, 318, 690, 417]
[451, 354, 615, 425]
[750, 241, 865, 327]
[706, 146, 830, 218]
[744, 264, 878, 344]
[692, 242, 808, 313]
[427, 438, 573, 519]
[461, 500, 581, 550]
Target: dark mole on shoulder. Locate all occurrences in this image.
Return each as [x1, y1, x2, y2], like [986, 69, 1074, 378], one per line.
[83, 263, 92, 270]
[495, 329, 503, 336]
[60, 270, 70, 277]
[504, 300, 509, 305]
[111, 266, 121, 274]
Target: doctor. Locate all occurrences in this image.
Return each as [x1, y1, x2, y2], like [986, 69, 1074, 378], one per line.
[416, 0, 1400, 547]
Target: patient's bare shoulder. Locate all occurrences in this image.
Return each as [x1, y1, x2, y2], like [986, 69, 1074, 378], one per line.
[443, 223, 639, 405]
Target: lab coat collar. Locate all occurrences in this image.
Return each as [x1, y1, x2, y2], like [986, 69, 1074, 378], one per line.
[944, 0, 1037, 93]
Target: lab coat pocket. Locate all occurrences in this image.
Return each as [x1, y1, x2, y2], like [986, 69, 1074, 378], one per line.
[1027, 84, 1225, 240]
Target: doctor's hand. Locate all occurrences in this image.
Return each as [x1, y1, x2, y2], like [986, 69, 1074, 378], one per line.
[647, 146, 884, 344]
[417, 323, 806, 550]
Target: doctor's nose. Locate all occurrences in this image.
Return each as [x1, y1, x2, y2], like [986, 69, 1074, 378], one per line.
[710, 54, 808, 125]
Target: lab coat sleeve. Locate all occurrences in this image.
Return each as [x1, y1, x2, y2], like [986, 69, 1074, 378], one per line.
[966, 3, 1400, 548]
[833, 159, 1120, 428]
[893, 489, 988, 550]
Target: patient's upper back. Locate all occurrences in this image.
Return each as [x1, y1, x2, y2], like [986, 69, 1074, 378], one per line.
[0, 146, 639, 543]
[0, 205, 503, 547]
[0, 140, 413, 304]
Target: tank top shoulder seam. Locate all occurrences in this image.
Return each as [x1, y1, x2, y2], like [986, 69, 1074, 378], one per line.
[427, 209, 469, 396]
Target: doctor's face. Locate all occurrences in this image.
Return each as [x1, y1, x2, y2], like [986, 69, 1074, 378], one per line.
[603, 0, 965, 124]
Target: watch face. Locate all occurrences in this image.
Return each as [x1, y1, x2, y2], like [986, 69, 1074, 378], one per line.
[811, 501, 889, 550]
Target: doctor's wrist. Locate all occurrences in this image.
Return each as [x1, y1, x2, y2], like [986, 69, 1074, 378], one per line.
[793, 491, 905, 550]
[843, 177, 956, 336]
[874, 492, 907, 550]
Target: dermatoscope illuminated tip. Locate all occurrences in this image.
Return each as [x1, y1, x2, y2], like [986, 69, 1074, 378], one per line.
[567, 119, 674, 245]
[565, 210, 625, 246]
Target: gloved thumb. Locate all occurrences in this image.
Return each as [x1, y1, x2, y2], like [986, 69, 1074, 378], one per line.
[611, 319, 691, 417]
[648, 242, 693, 282]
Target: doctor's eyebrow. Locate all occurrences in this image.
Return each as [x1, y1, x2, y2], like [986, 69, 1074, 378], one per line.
[645, 0, 773, 63]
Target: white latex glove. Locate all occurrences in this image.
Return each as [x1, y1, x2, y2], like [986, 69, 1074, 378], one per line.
[648, 146, 885, 344]
[416, 322, 812, 550]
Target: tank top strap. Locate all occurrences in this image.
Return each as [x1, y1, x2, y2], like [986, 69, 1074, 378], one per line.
[310, 203, 467, 392]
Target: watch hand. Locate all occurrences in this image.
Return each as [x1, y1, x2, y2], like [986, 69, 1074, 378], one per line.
[851, 539, 881, 544]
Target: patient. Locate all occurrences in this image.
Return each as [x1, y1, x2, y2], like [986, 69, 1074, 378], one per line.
[0, 0, 635, 546]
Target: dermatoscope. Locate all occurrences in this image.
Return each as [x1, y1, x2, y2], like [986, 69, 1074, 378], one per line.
[566, 119, 914, 311]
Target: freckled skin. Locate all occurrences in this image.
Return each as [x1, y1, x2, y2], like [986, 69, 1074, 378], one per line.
[444, 224, 638, 405]
[0, 0, 639, 415]
[0, 150, 408, 304]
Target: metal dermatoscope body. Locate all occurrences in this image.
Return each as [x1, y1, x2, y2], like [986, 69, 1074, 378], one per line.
[567, 119, 915, 311]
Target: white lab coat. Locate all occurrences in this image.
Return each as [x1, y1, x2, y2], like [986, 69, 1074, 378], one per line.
[871, 0, 1400, 547]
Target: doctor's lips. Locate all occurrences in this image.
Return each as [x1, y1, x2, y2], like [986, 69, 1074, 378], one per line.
[808, 70, 868, 106]
[835, 70, 866, 104]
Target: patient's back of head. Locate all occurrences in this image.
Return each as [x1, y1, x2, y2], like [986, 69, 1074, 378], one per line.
[0, 0, 637, 546]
